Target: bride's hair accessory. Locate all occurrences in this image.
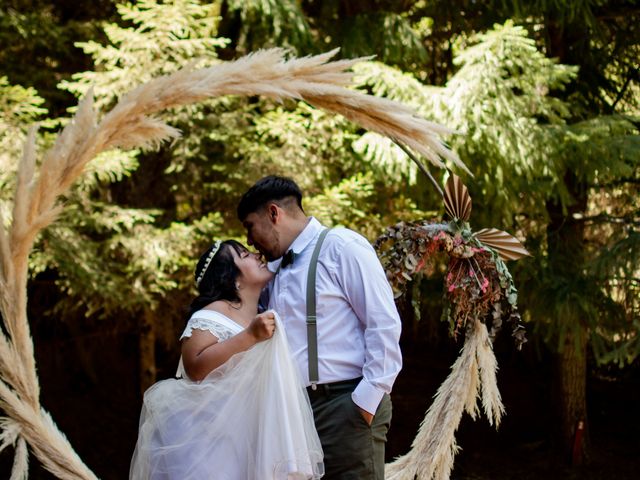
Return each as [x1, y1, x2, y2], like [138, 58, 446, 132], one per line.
[196, 240, 222, 287]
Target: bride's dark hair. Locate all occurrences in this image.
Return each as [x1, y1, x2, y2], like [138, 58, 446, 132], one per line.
[187, 240, 247, 319]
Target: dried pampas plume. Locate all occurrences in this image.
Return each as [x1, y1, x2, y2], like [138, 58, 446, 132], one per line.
[385, 319, 504, 480]
[0, 49, 463, 478]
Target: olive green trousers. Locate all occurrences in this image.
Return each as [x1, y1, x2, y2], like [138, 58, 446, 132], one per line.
[308, 382, 392, 480]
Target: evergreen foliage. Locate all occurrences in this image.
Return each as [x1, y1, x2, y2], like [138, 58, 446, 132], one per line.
[1, 0, 636, 382]
[0, 0, 117, 115]
[0, 77, 50, 266]
[0, 1, 638, 474]
[60, 0, 228, 109]
[222, 0, 313, 53]
[352, 21, 639, 367]
[0, 76, 47, 188]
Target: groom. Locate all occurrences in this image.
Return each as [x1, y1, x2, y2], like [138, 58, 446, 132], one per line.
[238, 176, 402, 479]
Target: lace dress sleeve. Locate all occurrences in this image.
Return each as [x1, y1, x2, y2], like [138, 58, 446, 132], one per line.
[180, 317, 236, 342]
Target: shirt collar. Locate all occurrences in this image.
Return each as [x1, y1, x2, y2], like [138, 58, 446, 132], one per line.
[267, 217, 323, 272]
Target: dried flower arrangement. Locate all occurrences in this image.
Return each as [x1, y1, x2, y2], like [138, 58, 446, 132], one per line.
[379, 174, 529, 480]
[376, 176, 528, 348]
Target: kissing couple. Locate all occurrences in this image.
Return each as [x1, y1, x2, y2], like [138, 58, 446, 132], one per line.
[130, 176, 402, 479]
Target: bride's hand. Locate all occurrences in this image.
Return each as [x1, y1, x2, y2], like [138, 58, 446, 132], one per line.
[247, 311, 276, 342]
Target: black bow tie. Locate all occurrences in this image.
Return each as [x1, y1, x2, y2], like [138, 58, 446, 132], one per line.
[280, 250, 297, 269]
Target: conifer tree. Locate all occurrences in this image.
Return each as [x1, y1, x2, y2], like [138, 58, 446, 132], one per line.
[57, 0, 433, 393]
[355, 21, 639, 463]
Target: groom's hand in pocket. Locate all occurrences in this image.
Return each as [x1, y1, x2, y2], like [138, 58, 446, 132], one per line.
[248, 311, 276, 342]
[357, 406, 374, 426]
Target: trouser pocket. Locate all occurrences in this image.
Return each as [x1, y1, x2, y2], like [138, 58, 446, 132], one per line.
[312, 392, 374, 479]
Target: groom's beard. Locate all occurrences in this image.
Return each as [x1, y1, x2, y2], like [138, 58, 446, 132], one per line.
[262, 249, 280, 262]
[253, 243, 276, 262]
[258, 231, 285, 262]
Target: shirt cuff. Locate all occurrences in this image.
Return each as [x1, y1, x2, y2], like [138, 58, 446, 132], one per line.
[351, 378, 385, 415]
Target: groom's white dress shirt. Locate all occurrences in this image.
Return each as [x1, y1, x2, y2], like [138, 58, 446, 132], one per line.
[267, 217, 402, 415]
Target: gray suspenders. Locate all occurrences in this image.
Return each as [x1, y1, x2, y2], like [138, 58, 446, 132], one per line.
[306, 228, 330, 390]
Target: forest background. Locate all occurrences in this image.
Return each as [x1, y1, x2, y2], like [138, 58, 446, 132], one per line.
[0, 0, 638, 478]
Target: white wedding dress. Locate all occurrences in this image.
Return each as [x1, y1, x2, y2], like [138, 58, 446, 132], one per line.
[129, 310, 324, 479]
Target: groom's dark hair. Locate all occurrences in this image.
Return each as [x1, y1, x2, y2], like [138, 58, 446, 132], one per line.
[237, 175, 304, 221]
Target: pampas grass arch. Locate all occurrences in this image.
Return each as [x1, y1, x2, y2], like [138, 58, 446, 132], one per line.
[0, 49, 500, 479]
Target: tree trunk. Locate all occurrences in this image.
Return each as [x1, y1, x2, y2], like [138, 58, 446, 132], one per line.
[139, 308, 157, 395]
[546, 168, 590, 464]
[556, 332, 589, 465]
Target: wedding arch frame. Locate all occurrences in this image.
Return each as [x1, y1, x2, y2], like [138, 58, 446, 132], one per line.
[0, 49, 509, 480]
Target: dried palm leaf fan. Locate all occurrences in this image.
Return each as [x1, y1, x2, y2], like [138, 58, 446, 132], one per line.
[444, 174, 529, 261]
[443, 174, 472, 222]
[0, 49, 463, 479]
[474, 228, 530, 261]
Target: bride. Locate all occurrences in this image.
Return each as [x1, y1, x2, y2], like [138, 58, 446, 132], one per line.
[129, 240, 324, 479]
